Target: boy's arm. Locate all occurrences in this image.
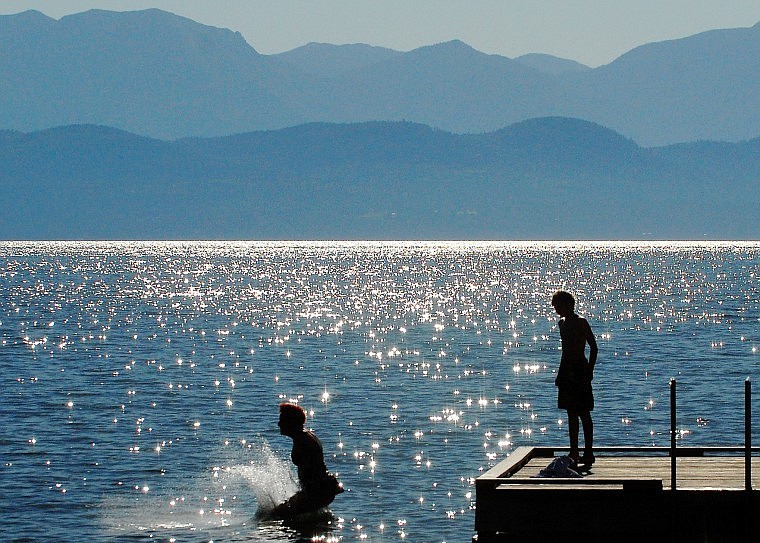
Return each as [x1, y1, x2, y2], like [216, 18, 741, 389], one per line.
[584, 319, 598, 373]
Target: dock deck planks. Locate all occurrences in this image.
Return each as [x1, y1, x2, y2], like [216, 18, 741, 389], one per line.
[474, 446, 760, 542]
[512, 455, 760, 489]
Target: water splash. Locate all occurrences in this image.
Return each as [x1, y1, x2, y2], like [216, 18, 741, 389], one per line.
[101, 438, 297, 540]
[223, 439, 298, 514]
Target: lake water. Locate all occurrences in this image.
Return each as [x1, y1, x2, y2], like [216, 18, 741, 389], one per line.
[1, 241, 758, 542]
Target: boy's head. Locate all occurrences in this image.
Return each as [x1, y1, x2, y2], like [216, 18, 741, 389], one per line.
[278, 403, 306, 435]
[551, 290, 575, 312]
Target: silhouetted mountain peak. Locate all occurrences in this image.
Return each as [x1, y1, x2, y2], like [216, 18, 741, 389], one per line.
[606, 21, 760, 70]
[0, 9, 55, 36]
[62, 8, 212, 29]
[412, 39, 482, 58]
[0, 9, 54, 23]
[274, 42, 401, 75]
[433, 39, 470, 49]
[515, 53, 591, 75]
[391, 38, 535, 81]
[495, 117, 637, 152]
[34, 123, 156, 141]
[56, 8, 259, 55]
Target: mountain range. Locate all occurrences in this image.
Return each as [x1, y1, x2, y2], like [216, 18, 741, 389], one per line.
[1, 119, 757, 240]
[2, 9, 760, 146]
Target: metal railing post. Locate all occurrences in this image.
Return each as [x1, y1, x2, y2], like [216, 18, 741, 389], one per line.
[670, 378, 677, 490]
[746, 378, 752, 491]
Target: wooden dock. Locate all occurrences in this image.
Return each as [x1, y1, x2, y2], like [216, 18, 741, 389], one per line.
[475, 446, 760, 542]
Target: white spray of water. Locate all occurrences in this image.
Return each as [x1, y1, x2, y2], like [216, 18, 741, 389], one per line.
[222, 439, 298, 514]
[101, 438, 298, 537]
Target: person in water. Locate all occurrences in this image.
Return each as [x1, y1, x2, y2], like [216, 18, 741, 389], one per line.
[552, 290, 598, 467]
[271, 402, 343, 518]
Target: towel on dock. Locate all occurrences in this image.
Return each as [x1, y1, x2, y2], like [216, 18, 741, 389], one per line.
[532, 455, 582, 478]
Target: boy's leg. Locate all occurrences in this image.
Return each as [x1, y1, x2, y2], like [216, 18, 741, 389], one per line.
[580, 411, 594, 461]
[270, 490, 309, 518]
[567, 410, 580, 461]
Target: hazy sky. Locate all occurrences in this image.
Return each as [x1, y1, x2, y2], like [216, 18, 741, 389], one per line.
[3, 1, 760, 66]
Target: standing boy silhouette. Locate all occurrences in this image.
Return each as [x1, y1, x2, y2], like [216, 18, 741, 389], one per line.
[552, 291, 598, 466]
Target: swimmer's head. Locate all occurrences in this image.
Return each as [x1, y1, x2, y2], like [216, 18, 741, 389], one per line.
[278, 402, 306, 435]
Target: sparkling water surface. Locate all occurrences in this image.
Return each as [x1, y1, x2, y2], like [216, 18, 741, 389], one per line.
[1, 241, 758, 542]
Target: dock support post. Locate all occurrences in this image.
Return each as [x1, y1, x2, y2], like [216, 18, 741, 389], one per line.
[746, 377, 752, 491]
[670, 378, 676, 490]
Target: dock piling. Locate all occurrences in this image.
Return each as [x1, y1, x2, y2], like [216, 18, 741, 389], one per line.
[670, 378, 677, 490]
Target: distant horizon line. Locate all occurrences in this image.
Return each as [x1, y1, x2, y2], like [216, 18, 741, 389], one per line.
[1, 240, 758, 246]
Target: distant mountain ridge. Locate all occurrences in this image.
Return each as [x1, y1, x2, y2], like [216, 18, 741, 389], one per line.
[273, 43, 403, 75]
[0, 8, 308, 138]
[1, 119, 757, 240]
[514, 53, 591, 75]
[1, 9, 759, 145]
